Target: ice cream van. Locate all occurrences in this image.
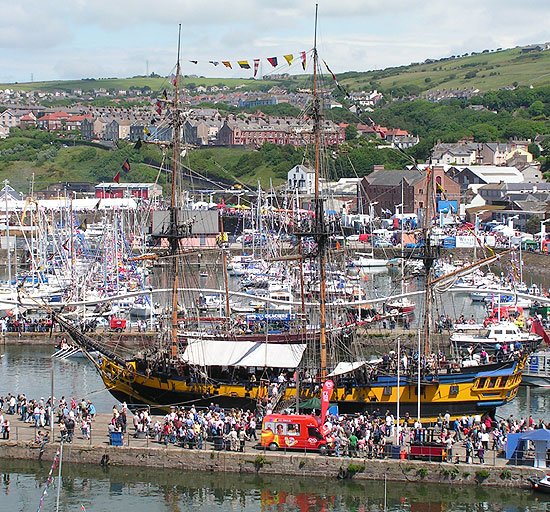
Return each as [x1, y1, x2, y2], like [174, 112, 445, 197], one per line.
[260, 414, 329, 453]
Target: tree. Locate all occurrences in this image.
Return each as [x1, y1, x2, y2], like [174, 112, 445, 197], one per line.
[525, 215, 542, 235]
[470, 123, 498, 142]
[528, 142, 541, 159]
[528, 100, 545, 117]
[345, 124, 358, 141]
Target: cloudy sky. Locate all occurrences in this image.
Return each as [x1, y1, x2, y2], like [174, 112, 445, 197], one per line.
[1, 0, 550, 83]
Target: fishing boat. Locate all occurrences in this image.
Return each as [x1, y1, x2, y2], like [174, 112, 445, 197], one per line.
[40, 14, 532, 421]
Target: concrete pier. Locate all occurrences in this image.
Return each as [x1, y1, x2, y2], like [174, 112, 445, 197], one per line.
[0, 413, 544, 488]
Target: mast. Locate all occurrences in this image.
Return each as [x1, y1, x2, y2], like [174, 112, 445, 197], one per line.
[312, 4, 328, 381]
[422, 166, 435, 355]
[170, 24, 182, 359]
[220, 215, 231, 328]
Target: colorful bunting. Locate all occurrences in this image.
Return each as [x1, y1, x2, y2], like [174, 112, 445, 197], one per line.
[222, 61, 232, 68]
[267, 57, 278, 67]
[301, 51, 307, 71]
[36, 449, 60, 512]
[238, 60, 251, 69]
[254, 59, 260, 77]
[122, 159, 131, 173]
[114, 171, 120, 184]
[283, 54, 293, 66]
[189, 60, 198, 64]
[133, 138, 142, 150]
[161, 89, 167, 100]
[323, 59, 349, 96]
[144, 126, 151, 136]
[209, 61, 219, 66]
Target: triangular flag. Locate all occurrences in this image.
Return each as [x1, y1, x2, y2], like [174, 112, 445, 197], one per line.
[144, 126, 151, 136]
[78, 219, 87, 232]
[222, 61, 232, 68]
[267, 57, 278, 67]
[161, 89, 167, 100]
[209, 61, 219, 66]
[301, 51, 306, 71]
[189, 60, 198, 64]
[122, 159, 131, 173]
[134, 138, 142, 150]
[254, 59, 260, 77]
[284, 54, 293, 66]
[238, 61, 251, 69]
[114, 171, 120, 184]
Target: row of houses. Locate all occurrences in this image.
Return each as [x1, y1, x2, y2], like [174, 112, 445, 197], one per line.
[431, 139, 532, 166]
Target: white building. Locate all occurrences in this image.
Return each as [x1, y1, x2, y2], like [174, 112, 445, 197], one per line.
[287, 164, 316, 195]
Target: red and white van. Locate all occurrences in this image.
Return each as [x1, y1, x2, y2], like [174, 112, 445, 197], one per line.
[260, 414, 329, 453]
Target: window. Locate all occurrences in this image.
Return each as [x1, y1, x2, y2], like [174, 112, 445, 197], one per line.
[286, 424, 301, 436]
[308, 427, 323, 439]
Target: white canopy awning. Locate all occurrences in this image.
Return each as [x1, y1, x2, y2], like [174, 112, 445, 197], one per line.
[327, 358, 384, 377]
[181, 339, 306, 368]
[327, 361, 368, 377]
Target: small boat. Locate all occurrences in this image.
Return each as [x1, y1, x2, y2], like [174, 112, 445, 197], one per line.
[450, 321, 541, 349]
[385, 297, 416, 314]
[529, 473, 550, 493]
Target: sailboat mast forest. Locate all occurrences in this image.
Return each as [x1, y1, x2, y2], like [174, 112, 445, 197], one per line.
[43, 14, 530, 420]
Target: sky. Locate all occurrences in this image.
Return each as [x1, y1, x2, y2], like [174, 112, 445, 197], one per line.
[1, 0, 550, 84]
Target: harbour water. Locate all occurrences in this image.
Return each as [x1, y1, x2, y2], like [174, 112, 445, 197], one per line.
[0, 458, 549, 512]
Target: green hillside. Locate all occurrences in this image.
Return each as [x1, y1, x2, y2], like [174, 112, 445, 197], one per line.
[0, 76, 279, 94]
[3, 44, 550, 96]
[337, 47, 550, 95]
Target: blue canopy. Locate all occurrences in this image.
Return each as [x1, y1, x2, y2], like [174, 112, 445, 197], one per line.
[520, 428, 550, 442]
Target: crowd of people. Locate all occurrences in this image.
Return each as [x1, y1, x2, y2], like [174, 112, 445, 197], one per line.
[0, 393, 96, 444]
[111, 403, 258, 452]
[2, 389, 549, 467]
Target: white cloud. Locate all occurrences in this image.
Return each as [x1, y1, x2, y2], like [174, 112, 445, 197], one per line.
[1, 0, 550, 81]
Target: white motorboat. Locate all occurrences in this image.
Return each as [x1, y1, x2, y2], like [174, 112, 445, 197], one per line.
[450, 321, 541, 348]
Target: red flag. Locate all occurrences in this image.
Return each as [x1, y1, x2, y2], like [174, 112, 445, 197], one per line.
[114, 171, 120, 184]
[254, 59, 260, 77]
[267, 57, 278, 67]
[301, 51, 306, 71]
[531, 318, 550, 345]
[320, 379, 334, 424]
[122, 159, 131, 173]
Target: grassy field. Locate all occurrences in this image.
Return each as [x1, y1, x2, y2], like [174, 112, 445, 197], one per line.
[0, 76, 281, 94]
[3, 45, 550, 96]
[337, 47, 550, 93]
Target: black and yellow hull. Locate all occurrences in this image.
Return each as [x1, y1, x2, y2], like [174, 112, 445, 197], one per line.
[100, 356, 525, 420]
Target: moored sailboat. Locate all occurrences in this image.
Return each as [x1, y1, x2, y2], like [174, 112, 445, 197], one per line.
[39, 15, 533, 421]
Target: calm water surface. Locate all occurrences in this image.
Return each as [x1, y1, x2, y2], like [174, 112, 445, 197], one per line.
[0, 459, 549, 512]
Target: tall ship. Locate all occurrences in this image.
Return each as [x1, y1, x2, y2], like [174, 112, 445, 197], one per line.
[45, 15, 533, 421]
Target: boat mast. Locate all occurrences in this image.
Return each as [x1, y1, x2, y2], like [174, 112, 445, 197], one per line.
[170, 24, 182, 358]
[422, 166, 435, 355]
[312, 4, 328, 380]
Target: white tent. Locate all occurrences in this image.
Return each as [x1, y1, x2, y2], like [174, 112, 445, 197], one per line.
[181, 339, 306, 368]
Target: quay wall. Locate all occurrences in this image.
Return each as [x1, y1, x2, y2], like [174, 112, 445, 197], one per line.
[0, 441, 543, 488]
